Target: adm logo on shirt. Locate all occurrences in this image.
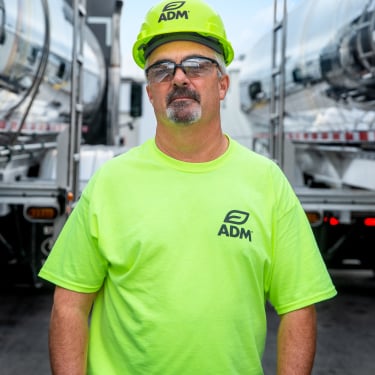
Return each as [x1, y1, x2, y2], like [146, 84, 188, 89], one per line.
[217, 210, 252, 242]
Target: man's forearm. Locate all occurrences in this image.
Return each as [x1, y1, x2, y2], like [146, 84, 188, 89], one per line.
[48, 287, 96, 375]
[49, 303, 89, 375]
[277, 305, 317, 375]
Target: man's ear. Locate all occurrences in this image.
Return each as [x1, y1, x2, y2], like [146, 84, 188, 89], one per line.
[219, 74, 230, 100]
[146, 84, 154, 104]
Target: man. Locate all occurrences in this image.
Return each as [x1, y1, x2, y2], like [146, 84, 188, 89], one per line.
[39, 0, 337, 374]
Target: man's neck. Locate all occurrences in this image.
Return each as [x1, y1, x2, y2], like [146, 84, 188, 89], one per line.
[154, 122, 228, 163]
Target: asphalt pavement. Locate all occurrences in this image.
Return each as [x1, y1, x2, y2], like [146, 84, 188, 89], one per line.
[0, 269, 374, 375]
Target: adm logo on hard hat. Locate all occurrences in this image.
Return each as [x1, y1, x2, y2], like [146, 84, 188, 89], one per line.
[159, 2, 188, 22]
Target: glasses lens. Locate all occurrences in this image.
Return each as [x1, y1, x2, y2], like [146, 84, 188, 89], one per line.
[147, 62, 174, 83]
[182, 58, 216, 78]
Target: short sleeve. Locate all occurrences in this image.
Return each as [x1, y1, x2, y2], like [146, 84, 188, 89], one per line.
[266, 168, 337, 314]
[38, 176, 108, 292]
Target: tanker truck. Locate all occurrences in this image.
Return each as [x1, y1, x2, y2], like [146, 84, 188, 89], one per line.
[234, 0, 375, 271]
[0, 0, 144, 286]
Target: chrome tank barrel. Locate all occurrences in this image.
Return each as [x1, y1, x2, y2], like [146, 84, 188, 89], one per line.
[320, 4, 375, 100]
[240, 0, 375, 131]
[0, 0, 106, 129]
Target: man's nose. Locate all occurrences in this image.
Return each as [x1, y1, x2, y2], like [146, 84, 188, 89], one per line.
[172, 66, 189, 85]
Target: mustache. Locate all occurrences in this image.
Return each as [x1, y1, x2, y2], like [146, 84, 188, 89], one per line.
[166, 87, 201, 105]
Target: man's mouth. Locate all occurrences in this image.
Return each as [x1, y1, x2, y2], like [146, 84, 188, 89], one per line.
[167, 88, 200, 105]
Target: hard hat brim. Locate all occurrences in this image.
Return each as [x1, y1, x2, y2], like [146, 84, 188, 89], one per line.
[144, 33, 225, 61]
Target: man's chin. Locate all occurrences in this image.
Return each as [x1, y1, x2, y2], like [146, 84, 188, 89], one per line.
[169, 117, 199, 126]
[166, 106, 202, 126]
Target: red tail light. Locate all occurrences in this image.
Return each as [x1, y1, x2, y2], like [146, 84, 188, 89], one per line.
[330, 217, 340, 226]
[364, 217, 375, 227]
[324, 216, 340, 226]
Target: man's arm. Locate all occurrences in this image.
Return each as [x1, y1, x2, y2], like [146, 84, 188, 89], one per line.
[49, 286, 97, 375]
[277, 305, 317, 375]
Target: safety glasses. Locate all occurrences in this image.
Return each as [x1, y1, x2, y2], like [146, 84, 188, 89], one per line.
[145, 56, 220, 83]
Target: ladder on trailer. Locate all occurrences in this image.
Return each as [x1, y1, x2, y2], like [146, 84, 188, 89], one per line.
[67, 0, 86, 203]
[269, 0, 287, 168]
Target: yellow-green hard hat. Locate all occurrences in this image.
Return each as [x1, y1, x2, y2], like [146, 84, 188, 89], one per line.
[132, 0, 234, 68]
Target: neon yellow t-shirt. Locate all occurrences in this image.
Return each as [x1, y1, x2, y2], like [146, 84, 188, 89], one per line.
[39, 137, 336, 375]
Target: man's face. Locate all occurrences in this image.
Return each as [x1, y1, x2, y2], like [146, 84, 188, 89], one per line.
[145, 41, 229, 127]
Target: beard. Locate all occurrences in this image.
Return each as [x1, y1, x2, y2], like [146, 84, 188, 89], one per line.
[166, 87, 202, 125]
